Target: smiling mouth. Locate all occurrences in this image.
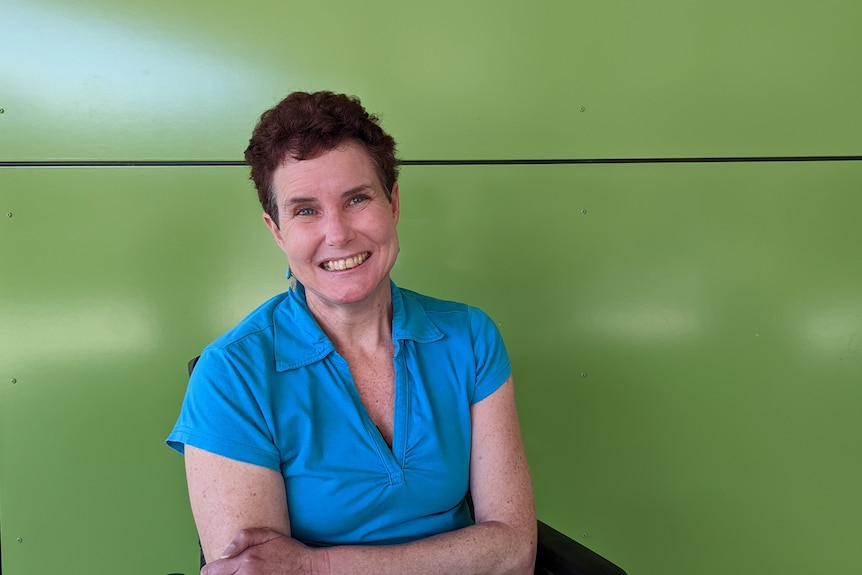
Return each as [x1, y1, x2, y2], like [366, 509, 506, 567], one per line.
[321, 252, 370, 271]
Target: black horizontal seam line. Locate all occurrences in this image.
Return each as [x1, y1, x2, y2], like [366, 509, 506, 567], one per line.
[1, 156, 862, 168]
[406, 156, 862, 165]
[0, 161, 246, 167]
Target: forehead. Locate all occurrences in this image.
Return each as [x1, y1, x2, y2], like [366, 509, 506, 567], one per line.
[272, 141, 380, 200]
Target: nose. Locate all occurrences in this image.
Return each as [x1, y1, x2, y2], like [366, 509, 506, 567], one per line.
[324, 211, 354, 246]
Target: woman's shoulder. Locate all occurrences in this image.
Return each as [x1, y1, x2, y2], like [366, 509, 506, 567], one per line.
[397, 286, 468, 312]
[205, 290, 293, 354]
[395, 285, 497, 333]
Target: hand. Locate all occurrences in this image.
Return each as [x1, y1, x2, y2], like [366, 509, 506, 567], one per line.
[201, 527, 326, 575]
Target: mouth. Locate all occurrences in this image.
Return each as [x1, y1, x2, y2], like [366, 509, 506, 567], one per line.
[320, 252, 371, 272]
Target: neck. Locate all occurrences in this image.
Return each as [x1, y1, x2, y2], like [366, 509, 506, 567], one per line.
[305, 283, 393, 354]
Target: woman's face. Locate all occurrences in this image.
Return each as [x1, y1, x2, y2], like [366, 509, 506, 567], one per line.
[264, 140, 400, 310]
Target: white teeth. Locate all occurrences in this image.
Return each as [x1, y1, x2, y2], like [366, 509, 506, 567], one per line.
[322, 252, 369, 271]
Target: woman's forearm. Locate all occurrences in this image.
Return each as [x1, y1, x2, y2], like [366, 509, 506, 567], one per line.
[318, 519, 536, 575]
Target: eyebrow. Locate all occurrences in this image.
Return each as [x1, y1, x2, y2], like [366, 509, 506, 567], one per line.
[282, 184, 375, 209]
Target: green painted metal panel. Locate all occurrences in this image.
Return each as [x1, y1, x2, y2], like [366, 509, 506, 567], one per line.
[2, 0, 861, 162]
[394, 162, 862, 573]
[0, 167, 283, 575]
[2, 162, 861, 574]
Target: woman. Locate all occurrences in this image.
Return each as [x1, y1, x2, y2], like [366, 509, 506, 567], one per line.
[167, 91, 536, 574]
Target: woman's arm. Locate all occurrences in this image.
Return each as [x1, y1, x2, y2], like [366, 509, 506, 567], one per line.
[195, 376, 536, 575]
[467, 375, 537, 572]
[185, 445, 291, 563]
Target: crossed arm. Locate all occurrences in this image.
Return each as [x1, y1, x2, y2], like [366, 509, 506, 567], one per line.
[186, 376, 537, 575]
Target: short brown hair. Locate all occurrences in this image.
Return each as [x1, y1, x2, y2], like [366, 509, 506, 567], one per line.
[244, 91, 400, 226]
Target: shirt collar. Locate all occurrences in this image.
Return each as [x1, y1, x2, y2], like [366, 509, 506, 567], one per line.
[272, 280, 443, 372]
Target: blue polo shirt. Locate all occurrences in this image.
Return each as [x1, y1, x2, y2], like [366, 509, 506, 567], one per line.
[167, 281, 511, 546]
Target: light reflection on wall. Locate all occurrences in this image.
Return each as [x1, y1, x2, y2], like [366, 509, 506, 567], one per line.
[1, 0, 271, 155]
[801, 306, 862, 357]
[580, 302, 702, 343]
[1, 298, 159, 365]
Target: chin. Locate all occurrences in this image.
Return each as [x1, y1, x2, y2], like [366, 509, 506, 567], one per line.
[327, 277, 389, 304]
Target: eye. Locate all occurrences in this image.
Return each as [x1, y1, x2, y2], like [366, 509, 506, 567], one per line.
[294, 207, 316, 217]
[348, 194, 369, 206]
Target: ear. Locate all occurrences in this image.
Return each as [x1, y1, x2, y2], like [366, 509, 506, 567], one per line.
[262, 212, 286, 252]
[390, 182, 401, 225]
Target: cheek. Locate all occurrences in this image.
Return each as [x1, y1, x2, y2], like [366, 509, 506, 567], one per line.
[281, 230, 316, 261]
[383, 224, 400, 247]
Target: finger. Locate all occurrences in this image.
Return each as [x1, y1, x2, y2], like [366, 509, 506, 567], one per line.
[219, 529, 255, 559]
[201, 557, 239, 575]
[221, 527, 285, 559]
[219, 542, 237, 559]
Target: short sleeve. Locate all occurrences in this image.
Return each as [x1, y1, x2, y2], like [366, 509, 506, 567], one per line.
[468, 306, 512, 405]
[166, 346, 281, 470]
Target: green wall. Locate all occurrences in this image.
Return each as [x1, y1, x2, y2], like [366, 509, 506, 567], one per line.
[1, 1, 860, 574]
